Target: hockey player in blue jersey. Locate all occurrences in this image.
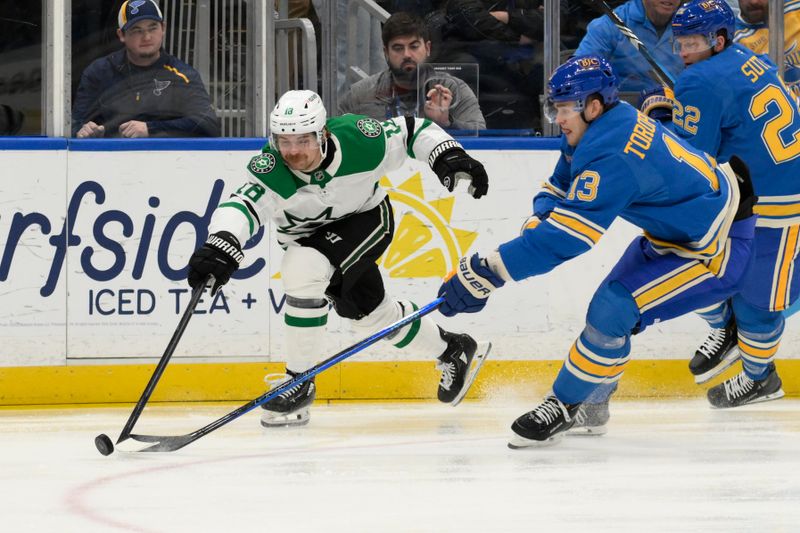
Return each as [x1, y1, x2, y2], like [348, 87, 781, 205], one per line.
[644, 0, 792, 408]
[436, 54, 758, 447]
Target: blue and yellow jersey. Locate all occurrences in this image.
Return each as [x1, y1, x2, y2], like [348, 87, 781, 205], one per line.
[735, 1, 800, 95]
[500, 102, 739, 281]
[672, 44, 800, 228]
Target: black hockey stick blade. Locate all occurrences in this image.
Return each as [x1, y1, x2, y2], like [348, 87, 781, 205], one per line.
[592, 0, 676, 88]
[117, 433, 196, 453]
[115, 297, 445, 453]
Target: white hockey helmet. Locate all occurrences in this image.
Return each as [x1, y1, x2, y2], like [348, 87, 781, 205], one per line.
[269, 90, 327, 154]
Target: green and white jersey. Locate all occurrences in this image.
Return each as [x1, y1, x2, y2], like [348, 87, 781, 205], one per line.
[208, 114, 458, 247]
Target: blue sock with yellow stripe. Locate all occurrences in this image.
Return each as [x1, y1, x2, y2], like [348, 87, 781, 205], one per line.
[739, 328, 782, 380]
[733, 303, 784, 380]
[696, 300, 731, 329]
[553, 325, 631, 405]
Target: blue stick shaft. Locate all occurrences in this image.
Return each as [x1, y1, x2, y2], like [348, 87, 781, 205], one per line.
[199, 297, 445, 435]
[130, 297, 445, 451]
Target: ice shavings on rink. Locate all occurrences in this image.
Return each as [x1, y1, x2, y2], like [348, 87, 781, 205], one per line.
[0, 399, 798, 532]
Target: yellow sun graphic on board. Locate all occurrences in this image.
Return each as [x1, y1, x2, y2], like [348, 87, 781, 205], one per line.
[379, 172, 477, 278]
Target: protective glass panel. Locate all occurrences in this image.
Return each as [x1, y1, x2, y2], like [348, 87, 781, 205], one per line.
[426, 0, 614, 136]
[419, 63, 481, 136]
[70, 0, 227, 138]
[0, 3, 43, 135]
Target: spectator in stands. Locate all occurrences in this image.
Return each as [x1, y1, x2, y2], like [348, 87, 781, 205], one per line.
[735, 0, 800, 96]
[431, 0, 580, 130]
[338, 12, 486, 131]
[575, 0, 684, 93]
[72, 0, 220, 138]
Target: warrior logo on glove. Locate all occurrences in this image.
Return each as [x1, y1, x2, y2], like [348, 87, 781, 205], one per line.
[429, 140, 489, 199]
[187, 231, 244, 294]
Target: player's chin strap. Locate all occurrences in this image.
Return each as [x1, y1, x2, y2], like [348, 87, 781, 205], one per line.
[318, 129, 331, 160]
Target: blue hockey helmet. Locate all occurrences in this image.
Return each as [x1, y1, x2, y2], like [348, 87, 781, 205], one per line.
[544, 55, 619, 123]
[672, 0, 735, 44]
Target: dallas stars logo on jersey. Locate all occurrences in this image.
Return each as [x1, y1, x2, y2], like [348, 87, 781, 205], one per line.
[357, 118, 382, 138]
[277, 206, 337, 236]
[250, 153, 276, 174]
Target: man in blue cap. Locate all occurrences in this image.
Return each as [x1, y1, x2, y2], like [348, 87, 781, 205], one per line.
[73, 0, 220, 138]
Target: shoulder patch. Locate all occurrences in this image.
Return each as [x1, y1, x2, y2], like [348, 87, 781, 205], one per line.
[249, 153, 276, 175]
[356, 118, 383, 138]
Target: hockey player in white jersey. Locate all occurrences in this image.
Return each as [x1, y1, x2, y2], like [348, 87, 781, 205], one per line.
[187, 90, 491, 426]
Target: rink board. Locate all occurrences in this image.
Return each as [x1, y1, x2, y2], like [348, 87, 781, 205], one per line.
[0, 138, 798, 404]
[1, 360, 799, 405]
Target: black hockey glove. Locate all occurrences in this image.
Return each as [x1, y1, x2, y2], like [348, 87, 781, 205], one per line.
[187, 231, 244, 294]
[429, 141, 489, 199]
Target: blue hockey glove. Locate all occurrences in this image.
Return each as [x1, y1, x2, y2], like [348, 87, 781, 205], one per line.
[437, 253, 505, 316]
[638, 86, 674, 123]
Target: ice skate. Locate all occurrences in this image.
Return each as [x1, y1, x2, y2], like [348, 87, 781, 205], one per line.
[690, 319, 739, 384]
[508, 395, 580, 449]
[707, 363, 784, 408]
[568, 399, 610, 436]
[260, 372, 316, 427]
[568, 383, 616, 436]
[435, 328, 491, 406]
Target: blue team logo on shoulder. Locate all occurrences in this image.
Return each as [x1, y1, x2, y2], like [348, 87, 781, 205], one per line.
[357, 118, 382, 138]
[250, 153, 276, 174]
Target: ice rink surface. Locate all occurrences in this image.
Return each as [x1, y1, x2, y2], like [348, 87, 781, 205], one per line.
[1, 399, 798, 533]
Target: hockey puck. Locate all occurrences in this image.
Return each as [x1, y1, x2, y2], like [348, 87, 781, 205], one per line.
[95, 433, 114, 456]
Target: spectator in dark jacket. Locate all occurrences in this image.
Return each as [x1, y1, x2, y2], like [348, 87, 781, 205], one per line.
[72, 0, 220, 138]
[431, 0, 549, 129]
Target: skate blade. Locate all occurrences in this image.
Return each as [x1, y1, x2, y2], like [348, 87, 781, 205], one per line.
[450, 341, 492, 407]
[260, 409, 310, 428]
[566, 425, 608, 436]
[694, 350, 741, 384]
[507, 432, 564, 449]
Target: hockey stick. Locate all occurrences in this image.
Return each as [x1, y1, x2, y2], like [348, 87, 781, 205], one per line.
[592, 0, 676, 88]
[99, 277, 211, 454]
[114, 297, 446, 453]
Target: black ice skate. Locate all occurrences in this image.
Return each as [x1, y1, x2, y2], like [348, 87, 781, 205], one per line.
[508, 395, 580, 449]
[260, 371, 316, 427]
[707, 363, 785, 408]
[435, 328, 491, 406]
[690, 319, 740, 384]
